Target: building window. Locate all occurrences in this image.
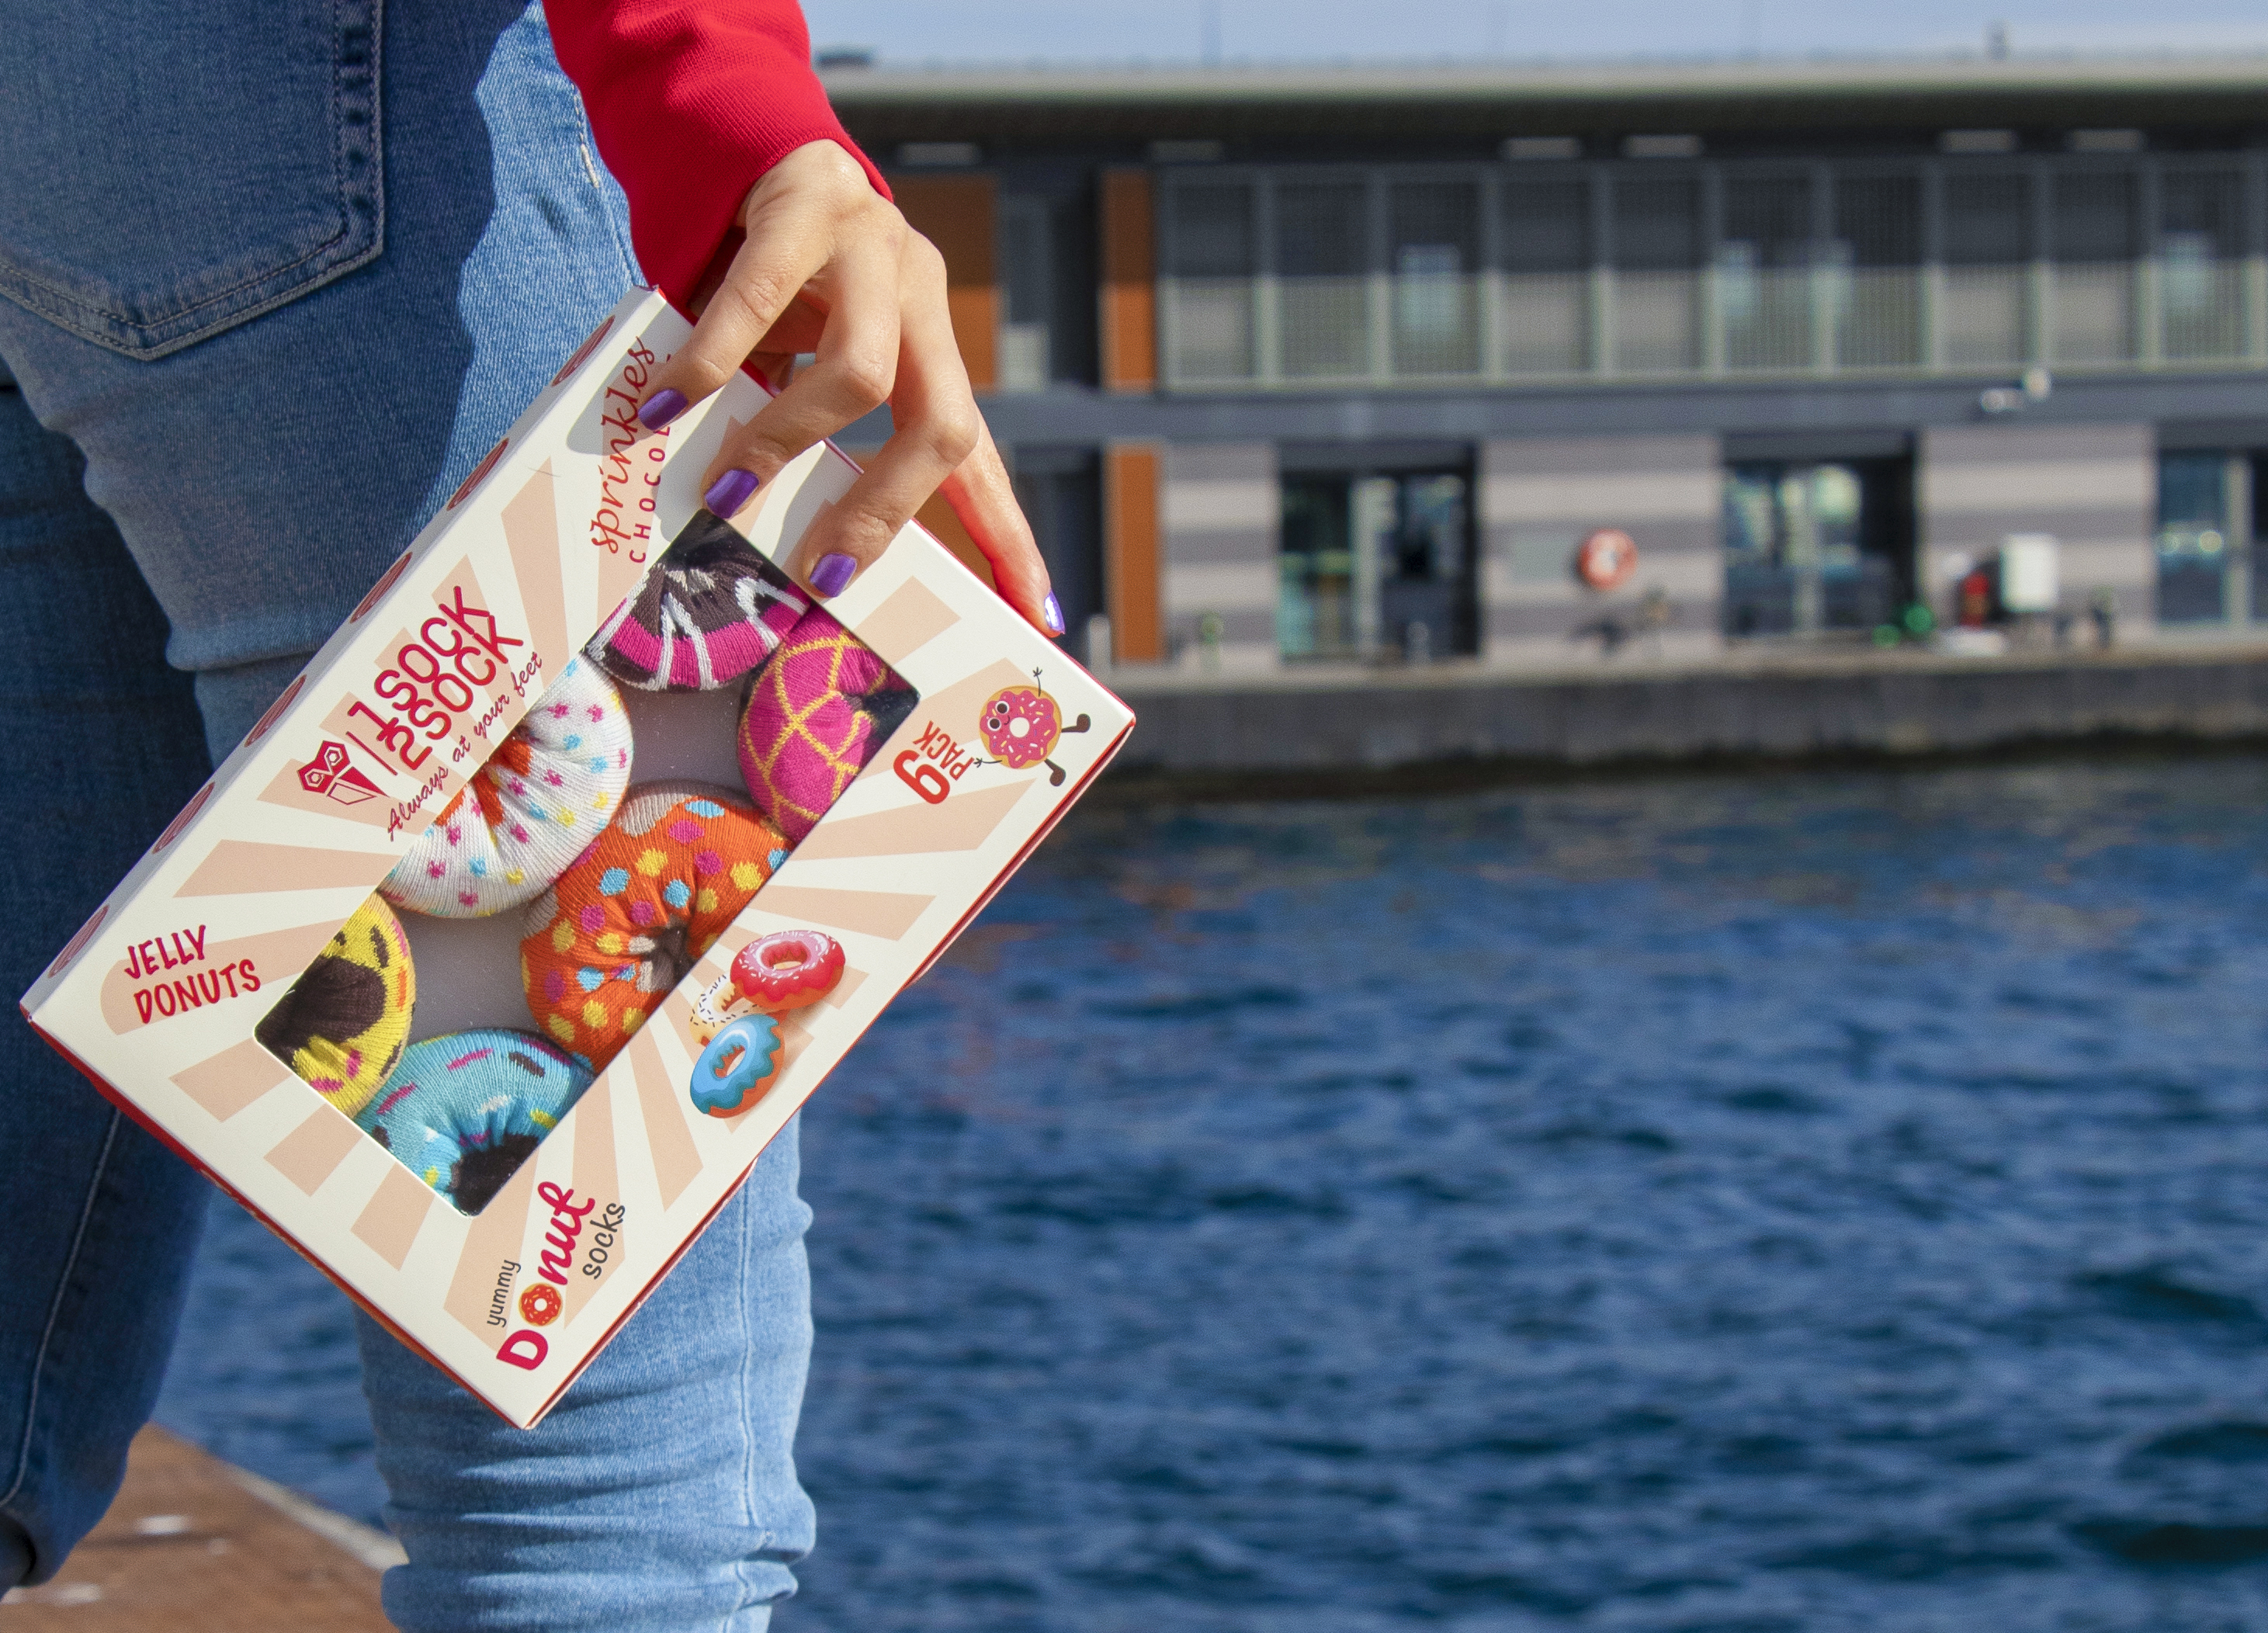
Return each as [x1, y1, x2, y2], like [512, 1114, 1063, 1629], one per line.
[1500, 176, 1590, 373]
[1719, 173, 1814, 371]
[2052, 169, 2140, 364]
[1280, 461, 1477, 662]
[1941, 171, 2032, 367]
[2161, 168, 2247, 363]
[1722, 458, 1914, 638]
[2155, 450, 2258, 625]
[1011, 447, 1105, 656]
[1156, 154, 2267, 390]
[1613, 174, 1702, 373]
[997, 195, 1052, 391]
[1277, 179, 1370, 380]
[1834, 174, 1923, 368]
[993, 183, 1097, 393]
[1166, 181, 1257, 382]
[1390, 180, 1483, 376]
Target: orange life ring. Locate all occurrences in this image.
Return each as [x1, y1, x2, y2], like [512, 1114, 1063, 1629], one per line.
[1576, 529, 1638, 592]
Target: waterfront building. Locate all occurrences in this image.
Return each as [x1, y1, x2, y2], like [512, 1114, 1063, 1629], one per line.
[824, 55, 2268, 674]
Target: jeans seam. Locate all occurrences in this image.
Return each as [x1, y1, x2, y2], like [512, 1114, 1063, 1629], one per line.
[0, 1108, 121, 1516]
[567, 85, 638, 286]
[0, 215, 355, 338]
[732, 1183, 758, 1628]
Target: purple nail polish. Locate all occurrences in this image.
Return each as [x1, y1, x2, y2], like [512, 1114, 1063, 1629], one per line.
[1043, 592, 1066, 636]
[703, 468, 758, 518]
[637, 387, 688, 432]
[810, 552, 857, 598]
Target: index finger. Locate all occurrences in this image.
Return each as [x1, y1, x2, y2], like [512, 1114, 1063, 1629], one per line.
[631, 207, 831, 432]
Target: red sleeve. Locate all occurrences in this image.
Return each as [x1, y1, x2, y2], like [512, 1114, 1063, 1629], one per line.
[546, 0, 890, 304]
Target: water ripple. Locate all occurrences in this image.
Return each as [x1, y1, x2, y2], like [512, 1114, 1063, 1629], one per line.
[158, 757, 2268, 1631]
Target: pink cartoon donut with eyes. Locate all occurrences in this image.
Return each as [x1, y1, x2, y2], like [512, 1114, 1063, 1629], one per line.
[978, 671, 1091, 787]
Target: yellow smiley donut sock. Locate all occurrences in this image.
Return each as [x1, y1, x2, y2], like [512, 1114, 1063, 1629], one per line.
[254, 894, 417, 1117]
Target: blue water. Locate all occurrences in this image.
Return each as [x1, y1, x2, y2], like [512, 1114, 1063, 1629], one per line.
[159, 758, 2268, 1630]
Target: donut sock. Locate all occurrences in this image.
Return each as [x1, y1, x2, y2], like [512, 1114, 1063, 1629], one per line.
[520, 781, 788, 1073]
[381, 656, 635, 918]
[254, 894, 417, 1118]
[586, 510, 810, 692]
[357, 1029, 593, 1214]
[737, 605, 916, 844]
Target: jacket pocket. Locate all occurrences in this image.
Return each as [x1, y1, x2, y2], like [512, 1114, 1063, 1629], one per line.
[0, 0, 381, 359]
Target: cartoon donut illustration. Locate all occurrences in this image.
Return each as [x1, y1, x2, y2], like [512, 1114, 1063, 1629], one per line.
[690, 930, 845, 1045]
[977, 671, 1091, 787]
[518, 1282, 563, 1326]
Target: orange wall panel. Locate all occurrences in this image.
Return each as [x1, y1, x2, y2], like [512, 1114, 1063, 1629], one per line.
[914, 491, 997, 593]
[1105, 443, 1163, 662]
[1100, 171, 1157, 393]
[887, 173, 998, 391]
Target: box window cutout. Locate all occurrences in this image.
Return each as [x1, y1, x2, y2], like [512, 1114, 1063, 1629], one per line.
[255, 522, 917, 1214]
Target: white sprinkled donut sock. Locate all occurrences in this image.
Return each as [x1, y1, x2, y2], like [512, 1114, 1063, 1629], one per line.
[381, 656, 636, 918]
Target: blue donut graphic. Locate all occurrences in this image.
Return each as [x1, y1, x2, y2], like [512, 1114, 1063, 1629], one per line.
[689, 1014, 783, 1118]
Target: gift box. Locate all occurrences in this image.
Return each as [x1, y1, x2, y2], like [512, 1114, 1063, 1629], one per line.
[20, 287, 1133, 1427]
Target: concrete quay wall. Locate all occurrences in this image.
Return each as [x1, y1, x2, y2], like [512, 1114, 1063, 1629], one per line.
[1103, 646, 2268, 785]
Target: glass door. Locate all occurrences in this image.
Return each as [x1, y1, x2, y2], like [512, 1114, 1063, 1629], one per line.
[2155, 451, 2249, 626]
[1280, 465, 1477, 662]
[1722, 458, 1913, 639]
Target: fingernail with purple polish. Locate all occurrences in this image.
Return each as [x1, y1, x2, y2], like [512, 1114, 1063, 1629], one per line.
[810, 553, 857, 598]
[703, 468, 759, 518]
[637, 388, 688, 432]
[1043, 593, 1066, 636]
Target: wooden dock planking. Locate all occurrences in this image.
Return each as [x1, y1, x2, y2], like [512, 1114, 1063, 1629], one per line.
[1, 1427, 397, 1631]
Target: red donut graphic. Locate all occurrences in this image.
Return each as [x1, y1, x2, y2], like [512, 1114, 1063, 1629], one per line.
[518, 1283, 562, 1326]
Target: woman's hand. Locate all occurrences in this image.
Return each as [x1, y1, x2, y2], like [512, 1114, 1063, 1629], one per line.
[632, 140, 1063, 637]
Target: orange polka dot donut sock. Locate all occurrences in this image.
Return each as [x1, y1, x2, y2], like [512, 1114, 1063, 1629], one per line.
[519, 781, 787, 1072]
[737, 605, 916, 844]
[380, 656, 634, 917]
[253, 894, 417, 1116]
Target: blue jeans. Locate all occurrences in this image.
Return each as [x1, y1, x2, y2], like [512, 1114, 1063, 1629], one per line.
[0, 5, 817, 1626]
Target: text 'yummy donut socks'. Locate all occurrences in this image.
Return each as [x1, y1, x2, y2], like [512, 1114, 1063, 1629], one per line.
[357, 1030, 594, 1215]
[520, 781, 787, 1073]
[737, 605, 917, 844]
[252, 895, 416, 1117]
[585, 510, 810, 692]
[381, 656, 636, 918]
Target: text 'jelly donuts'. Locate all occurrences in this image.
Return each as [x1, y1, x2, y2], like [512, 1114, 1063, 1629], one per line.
[357, 1029, 592, 1214]
[381, 657, 634, 918]
[520, 781, 786, 1073]
[737, 605, 915, 844]
[587, 511, 809, 692]
[690, 1014, 783, 1118]
[254, 895, 416, 1118]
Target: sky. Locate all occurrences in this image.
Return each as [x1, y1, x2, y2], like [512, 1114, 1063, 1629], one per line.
[799, 0, 2268, 65]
